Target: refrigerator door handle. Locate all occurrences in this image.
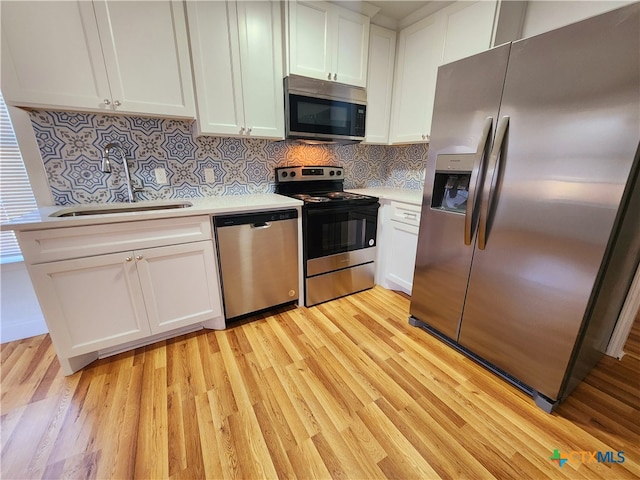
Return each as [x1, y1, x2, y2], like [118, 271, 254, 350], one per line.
[464, 116, 493, 245]
[478, 115, 510, 250]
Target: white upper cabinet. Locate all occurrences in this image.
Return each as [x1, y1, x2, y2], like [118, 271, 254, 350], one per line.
[364, 25, 396, 144]
[288, 0, 370, 87]
[389, 0, 498, 144]
[332, 6, 370, 87]
[92, 0, 195, 117]
[1, 1, 111, 111]
[1, 0, 195, 118]
[389, 15, 444, 144]
[521, 0, 634, 38]
[441, 0, 497, 65]
[187, 0, 284, 139]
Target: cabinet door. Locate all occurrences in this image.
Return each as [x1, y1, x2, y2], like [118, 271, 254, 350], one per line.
[237, 1, 285, 139]
[93, 0, 195, 117]
[441, 0, 497, 65]
[288, 0, 332, 81]
[386, 221, 419, 294]
[389, 15, 444, 144]
[365, 25, 396, 144]
[136, 241, 222, 334]
[30, 252, 151, 357]
[0, 1, 111, 110]
[186, 0, 245, 136]
[332, 7, 369, 87]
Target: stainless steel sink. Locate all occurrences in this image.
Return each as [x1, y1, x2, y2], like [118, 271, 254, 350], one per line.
[50, 201, 193, 217]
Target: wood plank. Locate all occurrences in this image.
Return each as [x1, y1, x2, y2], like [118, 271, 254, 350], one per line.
[0, 286, 638, 479]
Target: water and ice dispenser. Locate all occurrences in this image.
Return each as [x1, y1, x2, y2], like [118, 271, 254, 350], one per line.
[431, 154, 476, 214]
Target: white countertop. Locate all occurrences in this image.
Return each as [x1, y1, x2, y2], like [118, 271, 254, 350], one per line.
[4, 194, 303, 232]
[347, 187, 423, 206]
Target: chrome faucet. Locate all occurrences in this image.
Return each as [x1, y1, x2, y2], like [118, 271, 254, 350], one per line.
[101, 142, 143, 202]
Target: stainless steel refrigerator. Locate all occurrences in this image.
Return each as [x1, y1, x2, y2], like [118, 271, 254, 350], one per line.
[409, 3, 640, 412]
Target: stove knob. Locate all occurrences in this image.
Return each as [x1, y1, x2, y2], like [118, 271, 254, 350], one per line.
[291, 171, 296, 177]
[329, 170, 335, 176]
[336, 170, 342, 176]
[282, 171, 288, 178]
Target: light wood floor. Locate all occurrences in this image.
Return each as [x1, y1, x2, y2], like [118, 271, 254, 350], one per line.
[1, 286, 638, 479]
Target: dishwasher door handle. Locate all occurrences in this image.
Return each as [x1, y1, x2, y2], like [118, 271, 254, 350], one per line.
[251, 222, 272, 229]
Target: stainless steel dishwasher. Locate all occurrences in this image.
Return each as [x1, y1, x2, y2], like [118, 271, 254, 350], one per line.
[214, 209, 299, 320]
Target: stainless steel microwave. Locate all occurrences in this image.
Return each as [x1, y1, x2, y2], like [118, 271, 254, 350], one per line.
[284, 75, 367, 143]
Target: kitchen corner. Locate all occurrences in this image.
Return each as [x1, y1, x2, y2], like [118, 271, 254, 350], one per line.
[4, 104, 428, 376]
[1, 1, 638, 478]
[4, 192, 305, 376]
[347, 187, 424, 296]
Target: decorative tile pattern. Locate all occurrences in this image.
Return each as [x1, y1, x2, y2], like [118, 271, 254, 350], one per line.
[28, 110, 429, 205]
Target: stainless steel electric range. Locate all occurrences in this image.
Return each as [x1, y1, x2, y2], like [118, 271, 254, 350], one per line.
[275, 166, 379, 306]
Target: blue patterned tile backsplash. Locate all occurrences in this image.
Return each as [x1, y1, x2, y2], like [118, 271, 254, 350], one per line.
[29, 110, 428, 205]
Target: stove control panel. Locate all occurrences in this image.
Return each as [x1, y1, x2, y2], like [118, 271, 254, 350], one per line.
[276, 166, 343, 182]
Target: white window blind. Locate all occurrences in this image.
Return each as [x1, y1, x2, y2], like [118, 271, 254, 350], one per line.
[0, 93, 38, 263]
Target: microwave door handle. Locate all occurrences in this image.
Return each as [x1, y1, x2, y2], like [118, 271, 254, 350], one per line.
[464, 116, 493, 246]
[478, 115, 509, 250]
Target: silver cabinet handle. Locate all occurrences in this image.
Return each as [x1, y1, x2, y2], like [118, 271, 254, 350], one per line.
[125, 256, 132, 262]
[333, 73, 337, 81]
[114, 100, 121, 107]
[104, 99, 111, 106]
[327, 73, 332, 80]
[239, 127, 245, 134]
[135, 255, 143, 261]
[404, 213, 417, 219]
[247, 127, 252, 134]
[478, 116, 509, 250]
[465, 116, 493, 246]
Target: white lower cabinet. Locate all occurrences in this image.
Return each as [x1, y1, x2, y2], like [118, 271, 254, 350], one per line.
[20, 216, 224, 375]
[385, 221, 420, 293]
[32, 251, 152, 357]
[131, 241, 222, 334]
[378, 201, 421, 295]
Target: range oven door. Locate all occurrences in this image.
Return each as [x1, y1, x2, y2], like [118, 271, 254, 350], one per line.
[303, 201, 380, 306]
[304, 202, 379, 260]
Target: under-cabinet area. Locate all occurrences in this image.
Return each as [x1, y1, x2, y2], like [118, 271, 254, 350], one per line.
[9, 195, 304, 375]
[8, 191, 427, 375]
[18, 216, 224, 374]
[347, 188, 423, 295]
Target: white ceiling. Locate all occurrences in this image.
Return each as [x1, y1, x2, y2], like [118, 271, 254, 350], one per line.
[368, 0, 451, 20]
[330, 1, 455, 29]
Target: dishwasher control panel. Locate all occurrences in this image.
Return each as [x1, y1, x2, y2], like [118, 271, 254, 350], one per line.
[214, 209, 298, 227]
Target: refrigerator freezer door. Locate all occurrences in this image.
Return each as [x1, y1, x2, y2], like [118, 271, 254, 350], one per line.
[458, 5, 640, 400]
[410, 44, 511, 339]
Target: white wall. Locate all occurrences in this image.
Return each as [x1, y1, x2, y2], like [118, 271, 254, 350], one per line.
[522, 0, 635, 38]
[0, 261, 47, 343]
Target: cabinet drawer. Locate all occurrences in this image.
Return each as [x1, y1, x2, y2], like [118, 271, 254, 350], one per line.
[391, 202, 421, 227]
[18, 216, 213, 264]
